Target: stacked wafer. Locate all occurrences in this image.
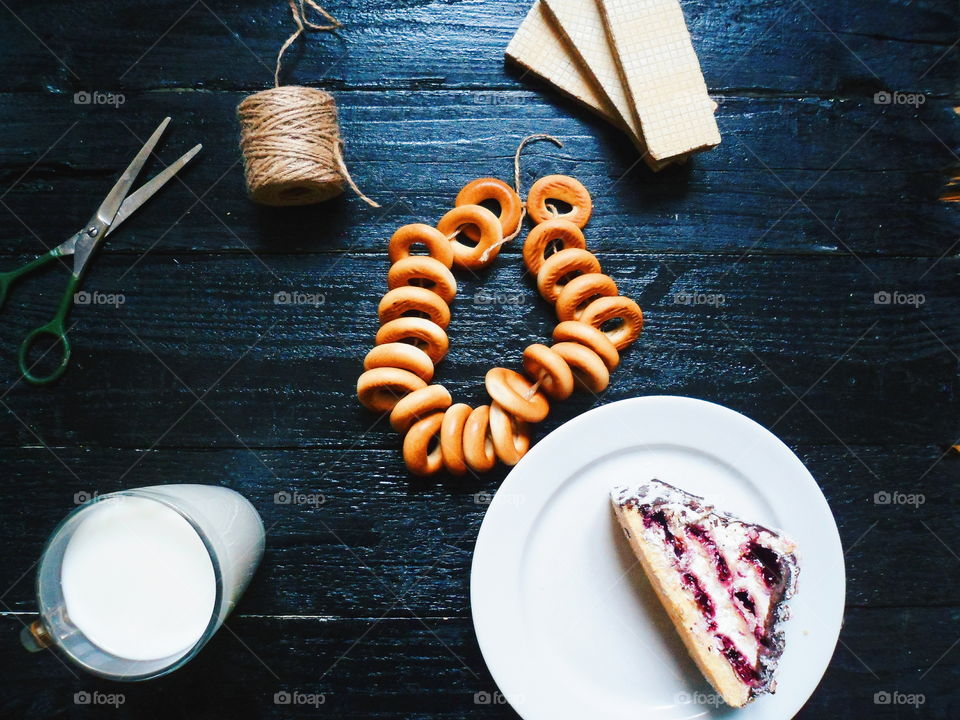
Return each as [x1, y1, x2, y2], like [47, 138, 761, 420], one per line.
[506, 0, 721, 170]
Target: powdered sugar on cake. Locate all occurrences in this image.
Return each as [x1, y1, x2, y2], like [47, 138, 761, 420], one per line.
[612, 479, 799, 702]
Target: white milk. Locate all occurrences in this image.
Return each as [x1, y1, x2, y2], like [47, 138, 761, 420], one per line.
[135, 483, 266, 621]
[61, 496, 216, 662]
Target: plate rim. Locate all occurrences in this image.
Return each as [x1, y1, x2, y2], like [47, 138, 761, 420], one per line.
[470, 394, 846, 720]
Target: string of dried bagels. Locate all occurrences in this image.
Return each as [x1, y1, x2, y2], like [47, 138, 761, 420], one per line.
[357, 139, 644, 476]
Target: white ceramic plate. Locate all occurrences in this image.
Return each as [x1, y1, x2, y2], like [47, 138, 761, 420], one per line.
[471, 396, 844, 720]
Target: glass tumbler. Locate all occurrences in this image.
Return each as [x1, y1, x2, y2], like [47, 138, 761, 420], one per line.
[20, 484, 264, 681]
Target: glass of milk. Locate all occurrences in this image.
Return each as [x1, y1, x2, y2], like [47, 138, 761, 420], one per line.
[22, 484, 264, 680]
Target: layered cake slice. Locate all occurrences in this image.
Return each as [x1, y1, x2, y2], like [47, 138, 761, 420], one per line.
[611, 480, 799, 708]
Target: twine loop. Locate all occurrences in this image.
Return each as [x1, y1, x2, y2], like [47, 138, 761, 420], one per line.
[477, 133, 563, 263]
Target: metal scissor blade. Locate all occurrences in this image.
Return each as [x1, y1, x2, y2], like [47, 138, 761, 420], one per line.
[93, 116, 171, 227]
[107, 143, 202, 233]
[54, 234, 80, 256]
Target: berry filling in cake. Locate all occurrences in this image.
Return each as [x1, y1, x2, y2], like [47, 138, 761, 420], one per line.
[611, 479, 799, 708]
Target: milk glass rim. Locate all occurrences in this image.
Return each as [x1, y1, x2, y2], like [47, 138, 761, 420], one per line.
[36, 489, 226, 681]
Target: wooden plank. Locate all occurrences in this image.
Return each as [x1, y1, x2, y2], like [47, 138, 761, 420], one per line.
[0, 92, 955, 258]
[0, 608, 955, 718]
[0, 253, 954, 449]
[0, 442, 956, 614]
[0, 0, 953, 96]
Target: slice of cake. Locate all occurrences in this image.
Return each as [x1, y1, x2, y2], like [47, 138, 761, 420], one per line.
[611, 480, 799, 708]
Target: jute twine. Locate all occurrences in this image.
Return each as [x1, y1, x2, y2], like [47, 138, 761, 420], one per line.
[476, 133, 564, 263]
[237, 0, 378, 207]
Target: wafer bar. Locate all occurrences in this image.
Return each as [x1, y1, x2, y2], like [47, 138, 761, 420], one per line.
[541, 0, 663, 166]
[597, 0, 721, 162]
[505, 1, 620, 128]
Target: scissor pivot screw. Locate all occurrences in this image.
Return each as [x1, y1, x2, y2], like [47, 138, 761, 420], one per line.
[87, 227, 99, 237]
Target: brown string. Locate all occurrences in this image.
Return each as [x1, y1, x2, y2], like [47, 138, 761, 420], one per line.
[524, 376, 544, 400]
[441, 134, 565, 397]
[512, 134, 564, 198]
[237, 1, 379, 208]
[510, 134, 564, 399]
[478, 133, 563, 263]
[274, 0, 341, 87]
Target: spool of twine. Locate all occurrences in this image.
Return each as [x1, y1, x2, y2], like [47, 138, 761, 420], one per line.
[237, 0, 378, 207]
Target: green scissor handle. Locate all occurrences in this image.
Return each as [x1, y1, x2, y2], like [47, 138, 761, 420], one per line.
[17, 270, 79, 385]
[0, 250, 60, 311]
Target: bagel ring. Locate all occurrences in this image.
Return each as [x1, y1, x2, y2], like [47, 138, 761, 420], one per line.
[527, 174, 592, 227]
[552, 321, 619, 371]
[552, 341, 610, 394]
[455, 178, 522, 241]
[403, 413, 445, 476]
[388, 223, 454, 268]
[378, 286, 451, 329]
[579, 296, 644, 351]
[484, 367, 550, 423]
[555, 273, 618, 322]
[522, 218, 587, 274]
[488, 402, 531, 466]
[375, 317, 449, 364]
[390, 384, 453, 433]
[522, 343, 574, 401]
[387, 255, 457, 304]
[463, 405, 497, 473]
[440, 403, 472, 475]
[363, 342, 435, 382]
[436, 204, 504, 270]
[536, 247, 601, 303]
[357, 367, 427, 413]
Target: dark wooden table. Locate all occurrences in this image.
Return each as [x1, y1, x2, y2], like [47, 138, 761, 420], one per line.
[0, 1, 956, 717]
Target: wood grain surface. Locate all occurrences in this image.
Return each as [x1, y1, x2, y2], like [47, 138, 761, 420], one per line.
[0, 0, 956, 718]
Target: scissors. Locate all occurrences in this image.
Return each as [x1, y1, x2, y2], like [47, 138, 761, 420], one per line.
[0, 117, 201, 385]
